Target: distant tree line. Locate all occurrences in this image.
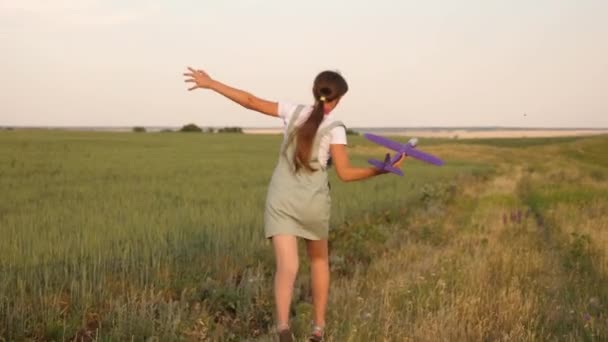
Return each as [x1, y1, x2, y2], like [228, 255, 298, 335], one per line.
[217, 127, 243, 133]
[131, 124, 244, 133]
[132, 124, 357, 135]
[345, 128, 359, 136]
[179, 123, 202, 132]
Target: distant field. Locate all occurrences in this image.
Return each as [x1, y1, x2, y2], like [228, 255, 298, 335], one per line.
[1, 131, 607, 341]
[244, 127, 608, 138]
[6, 126, 608, 138]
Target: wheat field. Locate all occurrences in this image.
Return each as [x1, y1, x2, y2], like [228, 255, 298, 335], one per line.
[0, 130, 606, 341]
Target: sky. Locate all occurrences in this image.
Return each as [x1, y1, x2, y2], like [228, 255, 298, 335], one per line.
[1, 0, 607, 128]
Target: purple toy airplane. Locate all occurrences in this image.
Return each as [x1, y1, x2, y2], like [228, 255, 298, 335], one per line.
[364, 133, 444, 176]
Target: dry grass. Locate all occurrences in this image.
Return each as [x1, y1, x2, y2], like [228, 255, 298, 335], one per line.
[319, 136, 608, 341]
[1, 132, 607, 340]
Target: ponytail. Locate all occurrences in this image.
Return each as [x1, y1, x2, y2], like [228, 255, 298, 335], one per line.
[293, 100, 325, 172]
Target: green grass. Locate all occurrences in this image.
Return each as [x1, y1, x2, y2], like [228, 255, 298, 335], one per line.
[1, 131, 607, 341]
[451, 136, 587, 148]
[368, 135, 588, 148]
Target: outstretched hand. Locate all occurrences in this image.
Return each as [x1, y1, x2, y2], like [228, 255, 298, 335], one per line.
[183, 67, 213, 91]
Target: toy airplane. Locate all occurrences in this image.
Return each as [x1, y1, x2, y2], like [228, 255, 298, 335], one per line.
[364, 133, 444, 176]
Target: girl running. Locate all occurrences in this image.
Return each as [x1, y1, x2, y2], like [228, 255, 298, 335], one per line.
[183, 68, 404, 341]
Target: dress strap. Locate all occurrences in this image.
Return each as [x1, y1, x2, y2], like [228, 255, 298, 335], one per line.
[286, 105, 305, 134]
[310, 120, 346, 162]
[281, 105, 306, 156]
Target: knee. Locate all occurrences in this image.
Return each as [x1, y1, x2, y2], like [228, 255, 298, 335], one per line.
[308, 248, 328, 264]
[307, 240, 329, 263]
[277, 258, 299, 279]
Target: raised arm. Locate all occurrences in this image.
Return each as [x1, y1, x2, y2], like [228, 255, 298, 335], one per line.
[183, 67, 278, 117]
[330, 144, 405, 182]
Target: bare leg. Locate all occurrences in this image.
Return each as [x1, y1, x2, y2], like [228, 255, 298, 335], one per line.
[272, 235, 299, 329]
[306, 239, 329, 328]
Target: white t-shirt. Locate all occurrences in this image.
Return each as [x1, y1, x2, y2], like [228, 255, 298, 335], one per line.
[278, 101, 347, 168]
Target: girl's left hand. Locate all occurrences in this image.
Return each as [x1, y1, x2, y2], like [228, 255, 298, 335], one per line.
[183, 67, 214, 91]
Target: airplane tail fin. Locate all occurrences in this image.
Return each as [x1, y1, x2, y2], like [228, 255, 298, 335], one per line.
[384, 165, 404, 176]
[368, 159, 404, 176]
[368, 159, 386, 170]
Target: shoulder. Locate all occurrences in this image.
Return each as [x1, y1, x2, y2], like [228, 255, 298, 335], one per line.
[322, 117, 347, 145]
[277, 101, 297, 119]
[278, 101, 312, 123]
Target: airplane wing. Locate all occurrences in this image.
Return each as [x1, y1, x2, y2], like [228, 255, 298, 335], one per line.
[403, 146, 444, 166]
[363, 133, 404, 152]
[365, 132, 444, 170]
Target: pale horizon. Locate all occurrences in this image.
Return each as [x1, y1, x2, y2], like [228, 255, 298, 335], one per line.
[1, 0, 607, 128]
[5, 125, 608, 130]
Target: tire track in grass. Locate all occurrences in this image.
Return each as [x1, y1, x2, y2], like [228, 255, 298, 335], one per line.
[324, 164, 586, 341]
[518, 168, 608, 341]
[398, 166, 551, 341]
[319, 138, 608, 341]
[322, 168, 508, 341]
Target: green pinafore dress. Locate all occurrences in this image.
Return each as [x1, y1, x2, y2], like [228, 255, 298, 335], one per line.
[264, 105, 345, 240]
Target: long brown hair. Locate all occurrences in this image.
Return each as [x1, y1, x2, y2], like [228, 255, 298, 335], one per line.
[293, 71, 348, 172]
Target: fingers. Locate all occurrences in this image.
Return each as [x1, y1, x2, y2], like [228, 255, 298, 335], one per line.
[187, 67, 207, 75]
[185, 66, 200, 77]
[184, 67, 208, 91]
[393, 153, 406, 167]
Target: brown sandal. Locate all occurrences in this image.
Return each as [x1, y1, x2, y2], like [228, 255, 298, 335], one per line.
[277, 328, 295, 342]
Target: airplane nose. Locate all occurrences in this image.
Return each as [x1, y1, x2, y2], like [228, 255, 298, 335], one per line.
[408, 138, 418, 147]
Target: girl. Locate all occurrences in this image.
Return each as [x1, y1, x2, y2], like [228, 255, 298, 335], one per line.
[183, 68, 404, 341]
